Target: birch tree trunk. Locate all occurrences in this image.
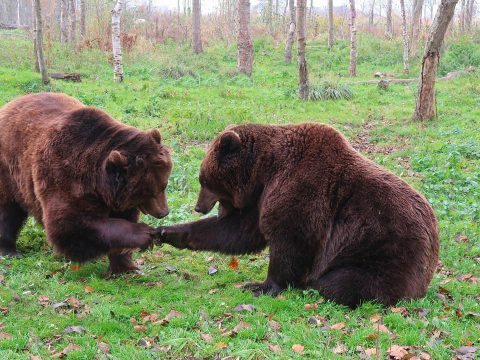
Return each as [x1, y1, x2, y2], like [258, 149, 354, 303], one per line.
[400, 0, 410, 73]
[68, 0, 76, 44]
[413, 0, 459, 120]
[237, 0, 253, 76]
[386, 0, 393, 37]
[60, 0, 67, 43]
[112, 0, 124, 82]
[410, 0, 425, 56]
[80, 0, 86, 39]
[349, 0, 357, 76]
[284, 0, 295, 63]
[33, 0, 48, 84]
[328, 0, 334, 48]
[192, 0, 203, 54]
[297, 0, 309, 100]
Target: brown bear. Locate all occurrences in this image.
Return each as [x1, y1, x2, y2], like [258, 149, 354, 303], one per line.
[157, 123, 439, 307]
[0, 93, 172, 274]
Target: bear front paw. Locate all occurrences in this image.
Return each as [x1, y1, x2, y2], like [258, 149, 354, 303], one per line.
[243, 281, 283, 297]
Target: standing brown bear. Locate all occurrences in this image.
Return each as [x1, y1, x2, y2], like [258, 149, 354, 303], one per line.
[0, 93, 172, 274]
[157, 123, 439, 307]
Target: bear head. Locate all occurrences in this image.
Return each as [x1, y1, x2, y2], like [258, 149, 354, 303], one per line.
[103, 128, 172, 219]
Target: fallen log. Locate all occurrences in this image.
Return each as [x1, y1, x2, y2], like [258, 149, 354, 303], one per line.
[49, 72, 82, 82]
[353, 66, 476, 86]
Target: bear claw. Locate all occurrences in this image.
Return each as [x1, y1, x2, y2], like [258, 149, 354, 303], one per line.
[243, 281, 282, 297]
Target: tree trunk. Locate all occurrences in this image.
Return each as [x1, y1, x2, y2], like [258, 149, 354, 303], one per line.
[32, 0, 39, 72]
[60, 0, 67, 43]
[413, 0, 459, 120]
[237, 0, 253, 76]
[33, 0, 49, 84]
[349, 0, 357, 76]
[400, 0, 410, 74]
[465, 0, 475, 31]
[410, 0, 425, 56]
[112, 0, 124, 82]
[369, 0, 375, 29]
[68, 0, 76, 44]
[328, 0, 334, 48]
[192, 0, 203, 54]
[284, 0, 295, 63]
[80, 0, 86, 39]
[386, 0, 393, 37]
[297, 0, 309, 100]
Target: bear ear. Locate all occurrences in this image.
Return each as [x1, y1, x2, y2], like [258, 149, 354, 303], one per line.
[218, 130, 241, 156]
[106, 150, 128, 169]
[149, 129, 162, 144]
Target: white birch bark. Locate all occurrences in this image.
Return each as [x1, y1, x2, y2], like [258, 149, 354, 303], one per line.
[112, 0, 124, 83]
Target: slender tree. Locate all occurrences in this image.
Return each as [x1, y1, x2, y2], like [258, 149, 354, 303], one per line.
[284, 0, 295, 63]
[192, 0, 203, 54]
[80, 0, 86, 39]
[369, 0, 375, 29]
[328, 0, 334, 48]
[400, 0, 410, 73]
[60, 0, 67, 43]
[237, 0, 253, 76]
[410, 0, 425, 56]
[33, 0, 48, 84]
[297, 0, 309, 99]
[413, 0, 459, 120]
[112, 0, 124, 82]
[349, 0, 357, 76]
[385, 0, 393, 37]
[68, 0, 76, 44]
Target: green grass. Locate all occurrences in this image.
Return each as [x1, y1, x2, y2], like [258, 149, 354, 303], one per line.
[0, 31, 479, 359]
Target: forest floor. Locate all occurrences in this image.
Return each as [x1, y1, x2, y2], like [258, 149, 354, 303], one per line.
[0, 30, 479, 359]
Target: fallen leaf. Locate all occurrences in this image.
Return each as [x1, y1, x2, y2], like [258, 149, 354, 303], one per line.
[234, 304, 255, 312]
[65, 297, 81, 308]
[228, 256, 239, 270]
[52, 302, 68, 310]
[388, 345, 409, 359]
[233, 321, 252, 333]
[454, 346, 477, 356]
[269, 344, 281, 353]
[53, 343, 81, 357]
[133, 325, 147, 332]
[208, 288, 218, 294]
[64, 325, 85, 334]
[0, 274, 4, 283]
[136, 258, 145, 266]
[164, 309, 182, 321]
[165, 265, 177, 273]
[137, 338, 151, 347]
[366, 333, 379, 341]
[153, 345, 171, 353]
[375, 323, 390, 333]
[215, 342, 227, 349]
[98, 342, 110, 354]
[30, 356, 42, 360]
[369, 314, 381, 323]
[455, 235, 468, 242]
[365, 348, 377, 356]
[84, 286, 94, 293]
[415, 308, 430, 318]
[332, 344, 347, 354]
[458, 274, 479, 283]
[292, 344, 305, 355]
[419, 351, 431, 360]
[268, 319, 281, 332]
[208, 267, 218, 275]
[70, 264, 81, 271]
[391, 307, 408, 316]
[0, 332, 13, 339]
[200, 333, 213, 343]
[330, 322, 345, 330]
[38, 296, 50, 306]
[466, 312, 480, 318]
[304, 303, 318, 311]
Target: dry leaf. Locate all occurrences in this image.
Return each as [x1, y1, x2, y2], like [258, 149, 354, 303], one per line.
[228, 256, 239, 270]
[84, 286, 94, 293]
[375, 323, 390, 333]
[215, 342, 227, 349]
[64, 325, 85, 334]
[332, 344, 347, 354]
[369, 314, 381, 323]
[233, 321, 252, 333]
[0, 332, 13, 339]
[164, 309, 182, 321]
[136, 258, 145, 266]
[38, 296, 50, 306]
[98, 342, 110, 354]
[365, 348, 377, 356]
[268, 319, 281, 332]
[70, 264, 81, 271]
[330, 322, 345, 330]
[138, 338, 151, 347]
[269, 344, 281, 353]
[30, 356, 42, 360]
[366, 333, 379, 340]
[234, 304, 255, 312]
[458, 274, 479, 283]
[208, 267, 218, 275]
[201, 333, 213, 343]
[292, 344, 305, 355]
[133, 325, 147, 332]
[304, 303, 318, 311]
[208, 288, 218, 294]
[388, 345, 409, 359]
[419, 351, 431, 360]
[455, 235, 468, 242]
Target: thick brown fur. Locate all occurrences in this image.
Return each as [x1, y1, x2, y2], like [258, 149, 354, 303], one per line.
[158, 123, 439, 307]
[0, 93, 172, 274]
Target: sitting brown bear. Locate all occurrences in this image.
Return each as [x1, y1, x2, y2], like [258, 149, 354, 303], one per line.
[157, 123, 439, 307]
[0, 93, 172, 274]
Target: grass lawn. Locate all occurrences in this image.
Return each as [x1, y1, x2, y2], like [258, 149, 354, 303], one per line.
[0, 30, 479, 359]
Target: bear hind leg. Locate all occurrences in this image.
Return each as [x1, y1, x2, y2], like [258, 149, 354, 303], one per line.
[0, 202, 28, 256]
[314, 267, 396, 308]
